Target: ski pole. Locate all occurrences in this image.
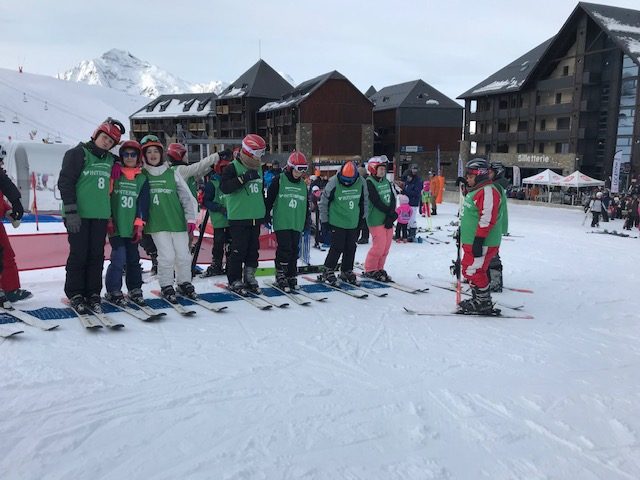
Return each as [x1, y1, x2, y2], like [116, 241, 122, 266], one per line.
[191, 209, 210, 275]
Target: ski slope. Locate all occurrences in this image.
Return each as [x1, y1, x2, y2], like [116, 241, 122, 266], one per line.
[1, 201, 639, 479]
[0, 67, 147, 144]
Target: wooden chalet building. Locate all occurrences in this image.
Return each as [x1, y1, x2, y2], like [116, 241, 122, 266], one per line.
[460, 2, 640, 185]
[215, 59, 293, 146]
[369, 80, 463, 178]
[256, 71, 373, 173]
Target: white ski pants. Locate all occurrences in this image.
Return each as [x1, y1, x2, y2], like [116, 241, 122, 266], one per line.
[151, 231, 191, 287]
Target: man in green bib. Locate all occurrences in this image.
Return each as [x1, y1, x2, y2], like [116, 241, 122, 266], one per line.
[264, 151, 311, 292]
[318, 160, 369, 285]
[58, 118, 124, 313]
[220, 134, 267, 294]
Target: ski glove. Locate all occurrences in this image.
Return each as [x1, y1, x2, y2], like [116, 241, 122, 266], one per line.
[240, 170, 260, 184]
[132, 225, 144, 243]
[106, 219, 115, 236]
[9, 200, 23, 221]
[218, 149, 233, 161]
[111, 162, 123, 180]
[64, 210, 81, 234]
[472, 236, 485, 257]
[187, 222, 197, 235]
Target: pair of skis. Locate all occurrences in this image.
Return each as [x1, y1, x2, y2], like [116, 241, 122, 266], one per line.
[63, 299, 125, 330]
[353, 264, 429, 295]
[0, 305, 60, 335]
[403, 307, 534, 320]
[149, 290, 227, 316]
[215, 283, 290, 310]
[262, 281, 329, 306]
[102, 296, 167, 322]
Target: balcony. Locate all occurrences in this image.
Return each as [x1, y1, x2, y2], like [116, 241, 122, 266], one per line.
[537, 76, 574, 91]
[188, 122, 206, 132]
[535, 103, 573, 116]
[534, 129, 570, 141]
[580, 100, 597, 112]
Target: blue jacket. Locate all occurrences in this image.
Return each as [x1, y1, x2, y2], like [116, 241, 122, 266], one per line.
[402, 173, 423, 207]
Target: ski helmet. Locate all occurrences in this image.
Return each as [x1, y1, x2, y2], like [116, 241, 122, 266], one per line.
[241, 134, 266, 160]
[338, 160, 359, 186]
[140, 134, 164, 163]
[119, 140, 142, 166]
[92, 117, 125, 144]
[465, 158, 490, 183]
[287, 151, 308, 172]
[214, 156, 231, 175]
[167, 143, 187, 164]
[490, 161, 506, 180]
[367, 156, 387, 176]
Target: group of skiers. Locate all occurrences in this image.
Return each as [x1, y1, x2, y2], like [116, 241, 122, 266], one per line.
[52, 118, 508, 316]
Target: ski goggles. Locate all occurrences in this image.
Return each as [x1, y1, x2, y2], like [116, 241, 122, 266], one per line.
[121, 151, 139, 158]
[290, 164, 308, 173]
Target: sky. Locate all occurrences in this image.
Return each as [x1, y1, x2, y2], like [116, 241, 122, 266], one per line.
[1, 0, 639, 101]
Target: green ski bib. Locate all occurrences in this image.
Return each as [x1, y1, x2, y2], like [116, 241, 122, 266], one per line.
[329, 177, 363, 229]
[208, 176, 229, 229]
[460, 184, 502, 246]
[76, 147, 114, 219]
[111, 173, 146, 238]
[273, 174, 307, 232]
[144, 169, 187, 233]
[226, 159, 265, 221]
[366, 176, 392, 227]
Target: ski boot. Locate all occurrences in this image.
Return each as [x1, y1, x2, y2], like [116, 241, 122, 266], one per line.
[376, 269, 392, 282]
[457, 285, 494, 315]
[6, 288, 33, 303]
[87, 294, 103, 314]
[274, 268, 290, 292]
[339, 270, 359, 286]
[127, 288, 147, 307]
[488, 267, 503, 293]
[361, 270, 379, 280]
[176, 282, 197, 300]
[160, 285, 178, 304]
[201, 262, 224, 278]
[69, 294, 88, 315]
[287, 276, 299, 291]
[407, 228, 417, 243]
[0, 289, 12, 309]
[229, 280, 248, 296]
[104, 291, 128, 308]
[356, 236, 369, 245]
[150, 253, 158, 276]
[317, 269, 338, 286]
[243, 266, 262, 295]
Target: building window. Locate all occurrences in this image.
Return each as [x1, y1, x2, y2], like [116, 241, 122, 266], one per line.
[540, 119, 546, 131]
[498, 121, 508, 132]
[510, 96, 517, 108]
[555, 143, 569, 154]
[517, 144, 528, 153]
[562, 65, 569, 77]
[518, 120, 528, 132]
[557, 117, 570, 130]
[555, 93, 562, 104]
[536, 94, 541, 106]
[485, 144, 491, 153]
[499, 98, 509, 109]
[538, 143, 545, 153]
[497, 144, 509, 153]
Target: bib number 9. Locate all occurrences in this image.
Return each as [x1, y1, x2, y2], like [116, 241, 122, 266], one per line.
[348, 200, 354, 210]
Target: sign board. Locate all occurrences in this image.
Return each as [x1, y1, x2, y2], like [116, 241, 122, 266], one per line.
[400, 146, 424, 153]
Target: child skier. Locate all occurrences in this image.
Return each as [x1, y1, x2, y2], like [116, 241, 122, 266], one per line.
[318, 160, 368, 285]
[421, 180, 432, 216]
[104, 140, 150, 306]
[457, 158, 503, 314]
[362, 156, 397, 282]
[219, 134, 267, 294]
[395, 194, 412, 242]
[264, 151, 311, 291]
[590, 192, 603, 227]
[487, 161, 509, 292]
[58, 117, 125, 313]
[140, 135, 197, 303]
[201, 152, 232, 277]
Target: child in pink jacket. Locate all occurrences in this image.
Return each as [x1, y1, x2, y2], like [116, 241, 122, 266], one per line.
[395, 194, 412, 242]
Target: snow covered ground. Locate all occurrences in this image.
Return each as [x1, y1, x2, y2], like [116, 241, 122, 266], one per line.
[1, 200, 639, 479]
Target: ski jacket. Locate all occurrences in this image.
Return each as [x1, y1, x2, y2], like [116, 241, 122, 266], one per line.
[401, 173, 422, 207]
[319, 174, 368, 229]
[265, 170, 310, 232]
[366, 176, 396, 227]
[0, 170, 22, 210]
[396, 204, 412, 224]
[173, 152, 219, 209]
[589, 199, 603, 212]
[203, 174, 229, 229]
[460, 181, 502, 247]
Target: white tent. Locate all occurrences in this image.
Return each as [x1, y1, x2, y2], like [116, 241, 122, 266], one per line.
[557, 170, 605, 188]
[522, 169, 566, 186]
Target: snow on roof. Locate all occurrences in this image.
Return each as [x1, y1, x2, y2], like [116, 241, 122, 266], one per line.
[221, 87, 246, 98]
[258, 93, 309, 112]
[591, 11, 640, 35]
[471, 77, 522, 95]
[131, 97, 213, 119]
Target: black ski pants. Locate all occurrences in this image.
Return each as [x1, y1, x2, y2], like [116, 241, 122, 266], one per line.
[275, 230, 301, 277]
[140, 233, 157, 256]
[64, 218, 108, 299]
[323, 226, 358, 273]
[227, 224, 260, 284]
[212, 227, 231, 267]
[591, 211, 600, 227]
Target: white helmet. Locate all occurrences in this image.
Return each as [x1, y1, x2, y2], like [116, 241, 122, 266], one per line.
[596, 192, 603, 198]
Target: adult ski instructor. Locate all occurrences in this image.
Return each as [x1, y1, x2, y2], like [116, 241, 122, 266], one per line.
[457, 158, 503, 315]
[58, 117, 124, 313]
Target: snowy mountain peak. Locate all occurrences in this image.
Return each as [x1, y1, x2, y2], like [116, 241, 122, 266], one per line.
[61, 50, 228, 98]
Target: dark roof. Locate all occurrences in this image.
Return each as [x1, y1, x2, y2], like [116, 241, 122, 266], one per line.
[370, 79, 462, 111]
[458, 38, 554, 99]
[580, 2, 640, 66]
[217, 59, 293, 100]
[364, 85, 377, 97]
[258, 70, 369, 113]
[459, 2, 640, 100]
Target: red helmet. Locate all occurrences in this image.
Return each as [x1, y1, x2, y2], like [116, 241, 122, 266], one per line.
[167, 143, 187, 163]
[367, 156, 388, 176]
[214, 157, 231, 175]
[92, 117, 125, 144]
[241, 134, 266, 159]
[119, 140, 142, 165]
[287, 151, 308, 172]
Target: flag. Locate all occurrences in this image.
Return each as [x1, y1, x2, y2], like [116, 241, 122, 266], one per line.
[436, 145, 441, 174]
[457, 153, 464, 178]
[512, 165, 521, 187]
[611, 150, 623, 193]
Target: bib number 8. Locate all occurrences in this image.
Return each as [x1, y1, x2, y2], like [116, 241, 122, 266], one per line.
[97, 177, 105, 189]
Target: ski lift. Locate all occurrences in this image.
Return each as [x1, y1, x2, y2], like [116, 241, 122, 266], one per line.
[12, 115, 19, 124]
[23, 93, 28, 103]
[44, 101, 48, 111]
